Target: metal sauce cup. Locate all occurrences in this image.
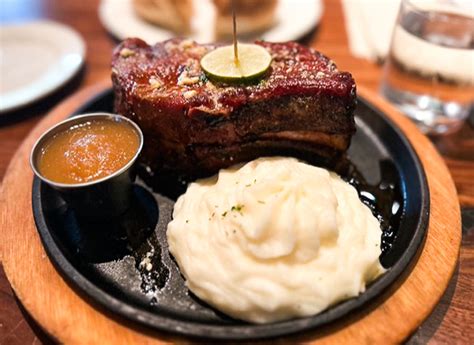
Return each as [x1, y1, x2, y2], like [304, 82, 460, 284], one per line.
[30, 113, 144, 221]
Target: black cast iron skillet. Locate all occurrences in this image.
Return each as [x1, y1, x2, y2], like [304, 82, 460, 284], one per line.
[32, 88, 429, 340]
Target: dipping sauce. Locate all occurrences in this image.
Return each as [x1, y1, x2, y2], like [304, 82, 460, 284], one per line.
[37, 119, 140, 184]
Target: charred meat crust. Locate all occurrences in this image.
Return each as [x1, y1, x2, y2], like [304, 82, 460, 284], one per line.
[112, 38, 356, 176]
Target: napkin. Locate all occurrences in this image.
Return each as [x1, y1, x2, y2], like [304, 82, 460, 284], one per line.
[341, 0, 401, 62]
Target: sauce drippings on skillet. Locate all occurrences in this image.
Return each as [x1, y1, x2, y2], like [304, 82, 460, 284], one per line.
[37, 119, 139, 184]
[334, 158, 402, 268]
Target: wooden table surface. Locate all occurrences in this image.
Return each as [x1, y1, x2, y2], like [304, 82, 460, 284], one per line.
[0, 0, 472, 343]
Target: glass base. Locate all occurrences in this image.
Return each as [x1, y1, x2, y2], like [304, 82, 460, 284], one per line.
[380, 83, 470, 135]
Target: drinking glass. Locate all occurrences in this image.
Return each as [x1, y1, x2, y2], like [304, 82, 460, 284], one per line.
[380, 0, 474, 134]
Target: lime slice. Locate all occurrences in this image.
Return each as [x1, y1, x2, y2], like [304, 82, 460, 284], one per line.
[200, 43, 272, 83]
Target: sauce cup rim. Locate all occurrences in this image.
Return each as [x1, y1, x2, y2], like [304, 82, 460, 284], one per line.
[30, 112, 144, 189]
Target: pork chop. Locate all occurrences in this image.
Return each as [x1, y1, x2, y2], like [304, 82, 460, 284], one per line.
[112, 38, 356, 177]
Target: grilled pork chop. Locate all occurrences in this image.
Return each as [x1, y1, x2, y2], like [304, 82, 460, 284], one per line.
[112, 38, 356, 177]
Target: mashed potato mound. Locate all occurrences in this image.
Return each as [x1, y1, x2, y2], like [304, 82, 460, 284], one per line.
[167, 157, 385, 323]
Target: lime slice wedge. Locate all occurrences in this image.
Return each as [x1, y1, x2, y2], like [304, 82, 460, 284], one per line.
[200, 43, 272, 83]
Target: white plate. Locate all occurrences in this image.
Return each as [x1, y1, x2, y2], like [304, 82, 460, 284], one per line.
[99, 0, 323, 44]
[0, 21, 85, 113]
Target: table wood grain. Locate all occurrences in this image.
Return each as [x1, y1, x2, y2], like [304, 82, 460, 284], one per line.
[0, 0, 472, 344]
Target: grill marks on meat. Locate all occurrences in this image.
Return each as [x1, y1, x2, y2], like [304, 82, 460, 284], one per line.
[112, 38, 356, 176]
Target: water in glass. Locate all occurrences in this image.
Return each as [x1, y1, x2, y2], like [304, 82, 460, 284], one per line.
[381, 0, 474, 134]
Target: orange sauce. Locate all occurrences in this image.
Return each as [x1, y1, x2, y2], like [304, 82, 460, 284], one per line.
[37, 119, 140, 184]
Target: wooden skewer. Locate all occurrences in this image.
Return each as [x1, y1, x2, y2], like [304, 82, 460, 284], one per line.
[232, 0, 238, 64]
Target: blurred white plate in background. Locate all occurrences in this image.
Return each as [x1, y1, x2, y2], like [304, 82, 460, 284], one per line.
[0, 20, 85, 113]
[99, 0, 323, 44]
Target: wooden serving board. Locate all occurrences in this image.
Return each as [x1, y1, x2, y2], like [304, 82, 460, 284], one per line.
[0, 82, 461, 344]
